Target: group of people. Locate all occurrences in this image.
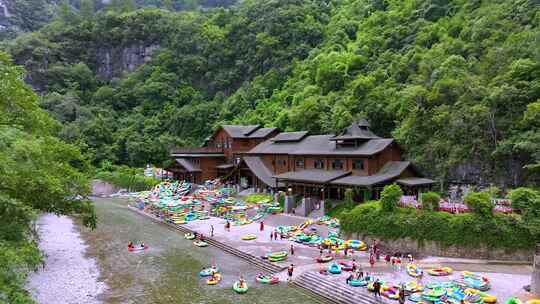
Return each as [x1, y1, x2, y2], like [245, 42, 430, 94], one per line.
[269, 229, 284, 241]
[127, 241, 145, 249]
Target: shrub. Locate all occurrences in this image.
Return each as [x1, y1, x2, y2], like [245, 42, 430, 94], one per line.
[507, 187, 540, 217]
[244, 193, 273, 204]
[464, 191, 493, 217]
[380, 184, 403, 212]
[338, 201, 538, 250]
[421, 192, 441, 211]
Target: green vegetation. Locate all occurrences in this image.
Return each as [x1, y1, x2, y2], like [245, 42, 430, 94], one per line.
[464, 191, 493, 217]
[421, 192, 441, 211]
[243, 193, 273, 204]
[340, 186, 540, 250]
[0, 51, 95, 303]
[4, 0, 538, 186]
[95, 162, 159, 192]
[380, 184, 403, 212]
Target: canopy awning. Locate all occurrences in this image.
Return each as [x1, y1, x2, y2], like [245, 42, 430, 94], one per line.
[173, 158, 201, 172]
[243, 156, 280, 188]
[396, 177, 435, 186]
[331, 161, 411, 187]
[274, 169, 350, 184]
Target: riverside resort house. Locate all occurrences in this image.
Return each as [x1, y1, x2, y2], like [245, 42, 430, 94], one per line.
[167, 119, 434, 214]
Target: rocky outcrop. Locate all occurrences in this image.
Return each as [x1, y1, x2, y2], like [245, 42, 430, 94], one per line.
[96, 44, 159, 79]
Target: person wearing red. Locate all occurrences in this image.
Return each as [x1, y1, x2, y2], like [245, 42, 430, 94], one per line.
[260, 221, 264, 231]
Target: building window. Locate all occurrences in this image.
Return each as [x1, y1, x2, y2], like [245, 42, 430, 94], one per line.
[192, 159, 200, 165]
[314, 159, 324, 169]
[295, 159, 304, 168]
[216, 141, 222, 148]
[277, 159, 287, 166]
[331, 159, 344, 170]
[353, 159, 364, 170]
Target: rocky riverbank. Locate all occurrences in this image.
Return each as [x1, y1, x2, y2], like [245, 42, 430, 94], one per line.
[26, 214, 107, 304]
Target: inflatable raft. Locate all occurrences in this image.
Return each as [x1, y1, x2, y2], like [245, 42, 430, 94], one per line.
[241, 234, 257, 241]
[407, 263, 423, 277]
[233, 281, 248, 294]
[256, 274, 279, 284]
[207, 273, 221, 285]
[328, 262, 342, 274]
[194, 240, 208, 247]
[427, 267, 453, 276]
[184, 233, 196, 240]
[128, 245, 148, 252]
[199, 266, 219, 277]
[316, 254, 333, 263]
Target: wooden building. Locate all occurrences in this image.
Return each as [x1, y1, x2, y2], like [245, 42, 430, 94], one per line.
[167, 120, 433, 202]
[166, 125, 278, 184]
[242, 119, 434, 201]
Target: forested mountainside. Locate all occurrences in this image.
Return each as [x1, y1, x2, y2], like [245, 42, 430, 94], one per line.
[3, 0, 540, 188]
[0, 0, 236, 39]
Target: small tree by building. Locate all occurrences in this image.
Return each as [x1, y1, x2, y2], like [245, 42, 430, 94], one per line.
[344, 188, 354, 207]
[380, 184, 403, 212]
[464, 191, 493, 217]
[421, 192, 441, 211]
[507, 187, 540, 218]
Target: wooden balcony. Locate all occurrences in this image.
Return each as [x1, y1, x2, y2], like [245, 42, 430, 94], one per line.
[171, 147, 224, 155]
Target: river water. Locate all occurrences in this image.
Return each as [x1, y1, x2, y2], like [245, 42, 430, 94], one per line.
[28, 198, 313, 304]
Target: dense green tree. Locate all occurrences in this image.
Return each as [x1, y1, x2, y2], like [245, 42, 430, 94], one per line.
[0, 51, 95, 303]
[464, 192, 493, 217]
[380, 184, 403, 212]
[421, 192, 441, 211]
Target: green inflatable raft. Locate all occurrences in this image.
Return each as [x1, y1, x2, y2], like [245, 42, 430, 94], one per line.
[233, 281, 249, 294]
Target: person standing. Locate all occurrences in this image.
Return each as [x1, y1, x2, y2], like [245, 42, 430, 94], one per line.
[290, 244, 295, 256]
[369, 254, 375, 268]
[398, 287, 406, 304]
[210, 224, 214, 237]
[287, 264, 294, 281]
[260, 221, 264, 231]
[270, 231, 274, 241]
[374, 279, 381, 298]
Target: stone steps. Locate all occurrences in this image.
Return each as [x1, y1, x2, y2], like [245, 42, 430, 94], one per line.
[293, 272, 382, 304]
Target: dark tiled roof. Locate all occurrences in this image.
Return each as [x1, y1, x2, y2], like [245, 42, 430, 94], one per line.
[331, 120, 379, 141]
[243, 156, 280, 188]
[274, 169, 350, 183]
[249, 134, 393, 156]
[271, 131, 309, 142]
[248, 127, 278, 138]
[396, 177, 435, 186]
[174, 158, 201, 172]
[222, 125, 260, 138]
[331, 161, 410, 186]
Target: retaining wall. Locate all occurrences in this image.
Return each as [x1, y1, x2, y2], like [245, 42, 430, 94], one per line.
[342, 233, 533, 262]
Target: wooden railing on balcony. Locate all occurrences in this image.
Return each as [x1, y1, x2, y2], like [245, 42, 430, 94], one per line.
[171, 147, 224, 154]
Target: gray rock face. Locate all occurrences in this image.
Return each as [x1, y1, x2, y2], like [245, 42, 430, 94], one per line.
[97, 44, 159, 79]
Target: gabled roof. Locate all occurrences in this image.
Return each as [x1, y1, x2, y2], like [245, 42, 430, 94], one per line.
[174, 158, 201, 172]
[331, 161, 411, 187]
[222, 125, 260, 138]
[330, 119, 379, 141]
[271, 131, 309, 142]
[274, 169, 350, 184]
[243, 156, 281, 188]
[249, 134, 394, 156]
